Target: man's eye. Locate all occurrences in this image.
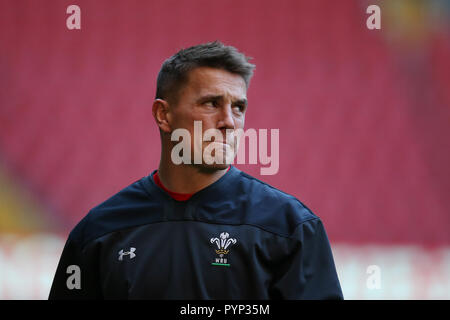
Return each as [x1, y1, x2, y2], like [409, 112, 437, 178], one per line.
[204, 101, 217, 107]
[233, 105, 245, 112]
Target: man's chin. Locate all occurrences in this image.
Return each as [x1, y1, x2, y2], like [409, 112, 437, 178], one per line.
[194, 162, 231, 174]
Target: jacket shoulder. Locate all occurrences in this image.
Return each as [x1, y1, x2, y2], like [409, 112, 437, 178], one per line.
[68, 176, 162, 249]
[238, 171, 319, 238]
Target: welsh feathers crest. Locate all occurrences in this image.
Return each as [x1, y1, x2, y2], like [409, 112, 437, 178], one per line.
[210, 232, 237, 256]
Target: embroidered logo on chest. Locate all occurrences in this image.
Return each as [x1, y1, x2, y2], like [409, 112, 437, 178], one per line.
[210, 232, 237, 267]
[118, 247, 136, 261]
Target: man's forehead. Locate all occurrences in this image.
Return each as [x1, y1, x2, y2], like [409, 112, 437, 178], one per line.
[185, 67, 247, 98]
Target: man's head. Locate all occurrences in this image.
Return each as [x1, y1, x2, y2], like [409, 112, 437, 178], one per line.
[152, 41, 255, 171]
[155, 41, 255, 105]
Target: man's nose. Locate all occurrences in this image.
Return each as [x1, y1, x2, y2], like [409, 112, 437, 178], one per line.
[217, 104, 235, 130]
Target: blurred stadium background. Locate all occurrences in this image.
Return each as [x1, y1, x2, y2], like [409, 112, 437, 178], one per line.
[0, 0, 449, 299]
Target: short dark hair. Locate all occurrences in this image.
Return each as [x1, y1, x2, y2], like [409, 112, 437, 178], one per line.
[155, 41, 255, 104]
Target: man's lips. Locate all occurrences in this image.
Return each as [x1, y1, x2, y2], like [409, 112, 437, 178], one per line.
[203, 141, 234, 148]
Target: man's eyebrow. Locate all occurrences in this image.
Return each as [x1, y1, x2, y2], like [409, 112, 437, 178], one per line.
[196, 94, 223, 103]
[234, 98, 248, 106]
[196, 94, 247, 106]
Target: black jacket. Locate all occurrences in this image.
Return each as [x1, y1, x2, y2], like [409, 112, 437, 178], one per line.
[49, 166, 343, 299]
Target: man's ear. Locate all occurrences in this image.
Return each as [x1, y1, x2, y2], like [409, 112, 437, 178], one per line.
[152, 99, 172, 133]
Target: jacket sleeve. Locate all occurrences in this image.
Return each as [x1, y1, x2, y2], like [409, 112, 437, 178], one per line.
[270, 218, 344, 300]
[48, 226, 103, 299]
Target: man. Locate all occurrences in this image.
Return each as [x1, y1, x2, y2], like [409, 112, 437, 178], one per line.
[49, 41, 343, 299]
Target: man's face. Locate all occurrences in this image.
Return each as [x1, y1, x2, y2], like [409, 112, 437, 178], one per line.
[167, 66, 247, 170]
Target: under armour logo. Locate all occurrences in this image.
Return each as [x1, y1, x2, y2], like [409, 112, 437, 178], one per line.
[118, 247, 136, 261]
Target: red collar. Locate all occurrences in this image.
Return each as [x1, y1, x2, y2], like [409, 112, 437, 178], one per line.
[153, 167, 230, 201]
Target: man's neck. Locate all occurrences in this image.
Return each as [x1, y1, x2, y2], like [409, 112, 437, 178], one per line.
[157, 153, 229, 194]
